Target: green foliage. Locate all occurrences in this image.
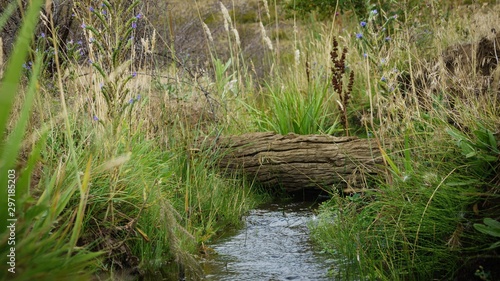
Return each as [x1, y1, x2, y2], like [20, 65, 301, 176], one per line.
[243, 80, 340, 135]
[0, 1, 100, 280]
[474, 218, 500, 249]
[285, 0, 371, 19]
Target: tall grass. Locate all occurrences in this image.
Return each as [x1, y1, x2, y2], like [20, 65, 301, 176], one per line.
[307, 2, 500, 280]
[1, 0, 267, 280]
[0, 1, 100, 280]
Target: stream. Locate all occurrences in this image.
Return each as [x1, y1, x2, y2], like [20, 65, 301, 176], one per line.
[201, 201, 335, 280]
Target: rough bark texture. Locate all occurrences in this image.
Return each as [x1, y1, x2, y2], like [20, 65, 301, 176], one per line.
[198, 132, 384, 193]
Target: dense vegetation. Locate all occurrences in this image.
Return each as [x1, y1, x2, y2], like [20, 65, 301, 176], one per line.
[1, 0, 499, 280]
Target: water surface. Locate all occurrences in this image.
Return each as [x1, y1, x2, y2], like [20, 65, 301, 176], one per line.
[202, 201, 334, 281]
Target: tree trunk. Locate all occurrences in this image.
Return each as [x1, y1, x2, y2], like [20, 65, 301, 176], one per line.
[197, 132, 384, 193]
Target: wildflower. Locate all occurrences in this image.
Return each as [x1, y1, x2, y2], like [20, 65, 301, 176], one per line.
[132, 72, 137, 78]
[360, 21, 366, 27]
[90, 7, 94, 12]
[363, 53, 368, 58]
[136, 94, 141, 100]
[136, 13, 142, 19]
[380, 58, 386, 64]
[385, 36, 391, 41]
[371, 9, 378, 15]
[381, 76, 387, 82]
[93, 115, 99, 121]
[77, 40, 83, 45]
[81, 23, 86, 29]
[102, 9, 107, 15]
[132, 21, 137, 29]
[129, 98, 135, 104]
[356, 33, 363, 39]
[88, 59, 93, 64]
[22, 62, 31, 70]
[40, 32, 46, 38]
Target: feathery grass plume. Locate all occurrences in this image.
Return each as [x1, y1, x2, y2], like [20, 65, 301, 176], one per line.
[259, 22, 273, 50]
[232, 28, 241, 48]
[220, 2, 232, 32]
[202, 22, 214, 43]
[294, 49, 300, 67]
[262, 0, 271, 20]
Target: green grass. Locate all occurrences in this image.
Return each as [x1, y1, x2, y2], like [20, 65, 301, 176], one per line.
[2, 0, 500, 280]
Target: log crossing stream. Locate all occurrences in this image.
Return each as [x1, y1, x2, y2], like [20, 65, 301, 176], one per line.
[202, 201, 334, 280]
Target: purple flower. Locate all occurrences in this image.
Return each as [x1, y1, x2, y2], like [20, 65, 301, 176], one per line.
[371, 9, 378, 15]
[132, 72, 137, 78]
[381, 77, 387, 82]
[363, 53, 368, 58]
[360, 21, 367, 27]
[40, 32, 46, 38]
[129, 98, 135, 104]
[132, 21, 137, 29]
[136, 94, 141, 100]
[135, 13, 142, 19]
[385, 36, 391, 41]
[93, 115, 99, 121]
[81, 23, 86, 29]
[90, 7, 95, 12]
[356, 33, 363, 39]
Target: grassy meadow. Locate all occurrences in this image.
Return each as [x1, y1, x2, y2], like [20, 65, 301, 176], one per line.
[1, 0, 499, 280]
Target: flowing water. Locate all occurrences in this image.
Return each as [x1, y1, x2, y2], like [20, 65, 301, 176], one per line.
[202, 201, 334, 281]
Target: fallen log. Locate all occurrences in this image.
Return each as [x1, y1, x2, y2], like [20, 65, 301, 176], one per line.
[197, 132, 384, 193]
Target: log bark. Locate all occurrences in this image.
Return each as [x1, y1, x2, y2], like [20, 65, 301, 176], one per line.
[197, 132, 384, 193]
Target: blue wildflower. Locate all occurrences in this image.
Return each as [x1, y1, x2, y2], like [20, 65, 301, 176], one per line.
[81, 23, 86, 29]
[385, 36, 391, 41]
[132, 21, 137, 29]
[360, 21, 367, 27]
[129, 98, 135, 104]
[363, 53, 368, 58]
[136, 13, 142, 19]
[381, 76, 387, 82]
[40, 32, 46, 38]
[356, 33, 363, 39]
[371, 9, 378, 15]
[132, 72, 137, 78]
[93, 115, 99, 121]
[90, 7, 94, 12]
